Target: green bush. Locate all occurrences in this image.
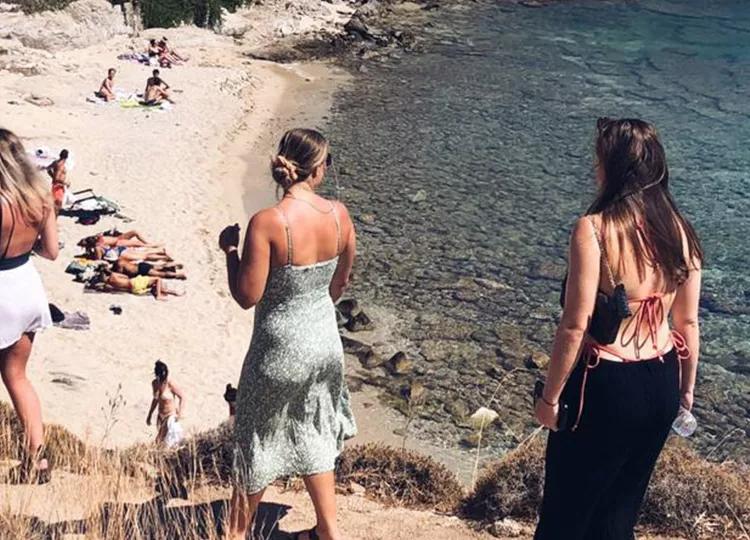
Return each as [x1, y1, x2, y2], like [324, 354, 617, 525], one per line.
[140, 0, 249, 29]
[17, 0, 76, 14]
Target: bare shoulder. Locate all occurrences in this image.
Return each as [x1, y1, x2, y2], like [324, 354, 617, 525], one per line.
[571, 215, 597, 244]
[331, 200, 352, 223]
[249, 207, 283, 232]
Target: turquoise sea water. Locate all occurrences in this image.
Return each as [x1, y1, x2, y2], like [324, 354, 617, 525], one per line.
[326, 1, 750, 458]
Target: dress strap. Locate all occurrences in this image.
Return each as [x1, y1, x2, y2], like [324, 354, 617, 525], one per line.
[274, 206, 293, 266]
[585, 216, 616, 290]
[330, 201, 342, 255]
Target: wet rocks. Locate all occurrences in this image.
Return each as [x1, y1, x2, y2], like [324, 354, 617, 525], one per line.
[341, 336, 384, 368]
[525, 351, 550, 370]
[401, 380, 426, 405]
[445, 400, 470, 424]
[411, 189, 428, 203]
[346, 311, 374, 332]
[387, 351, 413, 375]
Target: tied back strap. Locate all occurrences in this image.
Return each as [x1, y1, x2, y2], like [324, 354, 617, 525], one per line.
[274, 206, 293, 266]
[620, 294, 666, 361]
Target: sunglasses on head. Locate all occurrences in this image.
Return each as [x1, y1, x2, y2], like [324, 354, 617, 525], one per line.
[597, 117, 614, 131]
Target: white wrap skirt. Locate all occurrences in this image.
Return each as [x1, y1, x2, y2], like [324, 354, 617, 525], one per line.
[0, 258, 51, 349]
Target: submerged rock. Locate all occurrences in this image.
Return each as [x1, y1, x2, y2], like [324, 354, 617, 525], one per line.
[525, 351, 550, 370]
[345, 311, 374, 332]
[387, 352, 413, 375]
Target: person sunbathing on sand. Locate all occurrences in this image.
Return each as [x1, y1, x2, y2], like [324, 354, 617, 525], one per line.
[159, 37, 188, 64]
[80, 238, 172, 263]
[144, 69, 174, 105]
[95, 68, 116, 102]
[147, 39, 171, 68]
[95, 229, 156, 248]
[88, 268, 183, 300]
[113, 258, 186, 280]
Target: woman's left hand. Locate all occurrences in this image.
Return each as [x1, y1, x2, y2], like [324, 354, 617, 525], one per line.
[535, 399, 559, 431]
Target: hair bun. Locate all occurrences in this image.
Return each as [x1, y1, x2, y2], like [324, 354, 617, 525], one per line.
[271, 154, 299, 188]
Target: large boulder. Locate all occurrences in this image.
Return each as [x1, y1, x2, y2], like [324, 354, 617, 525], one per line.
[1, 0, 129, 52]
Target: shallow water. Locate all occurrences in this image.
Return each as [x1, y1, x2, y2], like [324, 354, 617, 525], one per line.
[326, 1, 750, 459]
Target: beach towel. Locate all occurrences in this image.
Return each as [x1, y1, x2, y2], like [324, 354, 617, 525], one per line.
[55, 311, 91, 331]
[164, 416, 184, 448]
[117, 52, 150, 65]
[60, 188, 121, 218]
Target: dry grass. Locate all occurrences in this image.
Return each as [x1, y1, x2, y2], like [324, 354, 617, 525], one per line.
[461, 435, 750, 539]
[335, 443, 464, 514]
[2, 399, 749, 539]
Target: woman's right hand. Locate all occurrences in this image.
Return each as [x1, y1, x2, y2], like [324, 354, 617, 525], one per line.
[219, 224, 240, 254]
[535, 399, 560, 431]
[680, 389, 694, 411]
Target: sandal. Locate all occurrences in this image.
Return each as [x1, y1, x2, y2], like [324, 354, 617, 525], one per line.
[14, 448, 51, 485]
[294, 527, 319, 540]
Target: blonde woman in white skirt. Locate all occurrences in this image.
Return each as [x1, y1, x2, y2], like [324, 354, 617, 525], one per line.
[0, 128, 59, 483]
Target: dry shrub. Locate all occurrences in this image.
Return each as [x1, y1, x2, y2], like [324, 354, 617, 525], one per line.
[335, 443, 464, 513]
[0, 514, 46, 539]
[644, 441, 750, 538]
[0, 401, 101, 474]
[160, 422, 235, 486]
[460, 436, 545, 521]
[461, 435, 750, 539]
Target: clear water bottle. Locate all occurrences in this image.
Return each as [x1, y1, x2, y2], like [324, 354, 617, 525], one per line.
[672, 406, 697, 437]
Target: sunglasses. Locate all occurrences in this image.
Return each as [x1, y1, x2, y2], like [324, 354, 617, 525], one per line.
[597, 117, 613, 131]
[326, 153, 333, 167]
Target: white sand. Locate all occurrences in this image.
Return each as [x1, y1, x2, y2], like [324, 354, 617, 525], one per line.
[0, 26, 350, 448]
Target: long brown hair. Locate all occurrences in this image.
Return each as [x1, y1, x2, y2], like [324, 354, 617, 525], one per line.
[0, 128, 50, 226]
[587, 118, 703, 289]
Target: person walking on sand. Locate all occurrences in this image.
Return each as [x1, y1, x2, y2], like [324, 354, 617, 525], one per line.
[533, 118, 702, 540]
[220, 129, 357, 540]
[144, 69, 174, 105]
[96, 68, 117, 102]
[47, 149, 70, 212]
[146, 360, 186, 448]
[0, 128, 59, 483]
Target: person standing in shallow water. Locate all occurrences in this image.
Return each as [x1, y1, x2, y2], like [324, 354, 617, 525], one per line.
[0, 128, 59, 483]
[220, 128, 357, 540]
[533, 118, 703, 540]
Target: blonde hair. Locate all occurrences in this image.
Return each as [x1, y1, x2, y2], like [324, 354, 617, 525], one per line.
[0, 128, 50, 226]
[270, 128, 329, 191]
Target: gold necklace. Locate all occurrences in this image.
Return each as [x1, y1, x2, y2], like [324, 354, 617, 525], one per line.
[285, 185, 333, 214]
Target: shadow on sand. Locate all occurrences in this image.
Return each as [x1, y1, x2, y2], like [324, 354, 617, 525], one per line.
[7, 497, 293, 540]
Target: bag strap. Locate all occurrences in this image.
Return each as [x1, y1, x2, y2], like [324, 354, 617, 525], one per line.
[586, 216, 617, 290]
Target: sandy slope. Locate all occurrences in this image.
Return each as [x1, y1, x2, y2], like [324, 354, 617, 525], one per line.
[0, 23, 349, 448]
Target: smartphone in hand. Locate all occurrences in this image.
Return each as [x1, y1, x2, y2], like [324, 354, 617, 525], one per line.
[533, 380, 570, 431]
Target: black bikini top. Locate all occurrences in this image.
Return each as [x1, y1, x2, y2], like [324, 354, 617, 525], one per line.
[0, 195, 32, 271]
[560, 217, 632, 345]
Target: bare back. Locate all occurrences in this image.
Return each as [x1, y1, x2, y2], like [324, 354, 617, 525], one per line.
[588, 213, 697, 360]
[0, 197, 44, 259]
[271, 194, 343, 268]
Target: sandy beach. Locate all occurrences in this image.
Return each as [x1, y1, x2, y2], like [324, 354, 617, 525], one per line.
[0, 20, 351, 449]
